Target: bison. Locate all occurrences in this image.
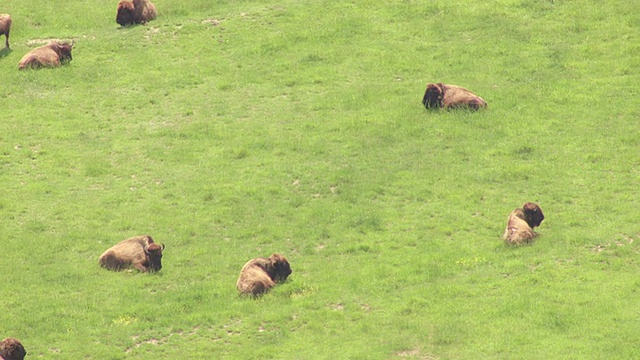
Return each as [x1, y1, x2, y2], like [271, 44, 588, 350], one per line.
[502, 202, 545, 245]
[18, 41, 73, 70]
[99, 235, 165, 272]
[236, 253, 292, 296]
[422, 82, 487, 110]
[116, 0, 157, 26]
[0, 14, 11, 49]
[0, 337, 26, 360]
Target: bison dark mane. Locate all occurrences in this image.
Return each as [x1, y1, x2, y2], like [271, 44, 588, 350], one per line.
[116, 1, 136, 26]
[502, 202, 544, 245]
[522, 202, 544, 228]
[422, 83, 444, 109]
[116, 0, 157, 26]
[0, 337, 26, 360]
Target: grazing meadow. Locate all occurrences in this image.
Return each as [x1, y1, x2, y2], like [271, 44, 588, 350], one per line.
[1, 0, 639, 358]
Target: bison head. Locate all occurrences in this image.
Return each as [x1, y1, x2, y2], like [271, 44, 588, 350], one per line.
[522, 202, 544, 228]
[0, 337, 26, 360]
[422, 83, 444, 109]
[116, 1, 135, 26]
[266, 253, 292, 283]
[52, 41, 73, 63]
[144, 241, 165, 272]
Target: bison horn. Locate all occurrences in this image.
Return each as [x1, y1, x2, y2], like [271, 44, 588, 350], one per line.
[160, 243, 165, 251]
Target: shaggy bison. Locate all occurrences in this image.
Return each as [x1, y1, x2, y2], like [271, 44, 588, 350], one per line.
[99, 235, 165, 272]
[422, 82, 487, 110]
[0, 337, 26, 360]
[116, 0, 157, 26]
[502, 202, 545, 245]
[236, 254, 292, 296]
[0, 14, 11, 49]
[18, 41, 73, 70]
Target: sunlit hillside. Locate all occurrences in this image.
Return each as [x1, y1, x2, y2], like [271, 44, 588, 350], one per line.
[1, 0, 639, 359]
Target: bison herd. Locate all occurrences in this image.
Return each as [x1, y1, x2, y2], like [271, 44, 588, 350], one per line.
[3, 196, 539, 356]
[97, 235, 293, 298]
[1, 0, 158, 70]
[1, 0, 549, 356]
[4, 1, 491, 111]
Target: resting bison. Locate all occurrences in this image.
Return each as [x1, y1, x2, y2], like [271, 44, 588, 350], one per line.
[0, 14, 11, 49]
[236, 254, 292, 296]
[422, 83, 487, 110]
[116, 0, 157, 26]
[18, 41, 73, 70]
[502, 202, 545, 245]
[0, 337, 26, 360]
[99, 235, 165, 272]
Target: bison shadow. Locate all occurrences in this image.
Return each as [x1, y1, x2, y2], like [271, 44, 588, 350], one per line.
[116, 23, 143, 29]
[0, 47, 11, 58]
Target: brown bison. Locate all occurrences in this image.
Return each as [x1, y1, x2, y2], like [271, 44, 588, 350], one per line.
[0, 337, 26, 360]
[422, 82, 487, 110]
[502, 202, 545, 245]
[116, 0, 157, 26]
[18, 41, 73, 70]
[99, 235, 165, 272]
[236, 254, 292, 296]
[0, 14, 11, 49]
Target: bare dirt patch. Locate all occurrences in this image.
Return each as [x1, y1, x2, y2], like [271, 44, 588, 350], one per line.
[395, 348, 439, 359]
[26, 38, 63, 47]
[25, 37, 81, 47]
[202, 18, 221, 26]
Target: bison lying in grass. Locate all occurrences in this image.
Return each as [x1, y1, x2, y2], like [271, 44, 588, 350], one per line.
[503, 202, 545, 245]
[237, 254, 292, 296]
[99, 235, 165, 272]
[422, 82, 487, 110]
[0, 14, 11, 49]
[0, 337, 26, 360]
[18, 41, 73, 70]
[116, 0, 157, 26]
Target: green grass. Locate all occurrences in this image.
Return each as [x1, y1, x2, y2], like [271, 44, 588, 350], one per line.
[1, 0, 639, 358]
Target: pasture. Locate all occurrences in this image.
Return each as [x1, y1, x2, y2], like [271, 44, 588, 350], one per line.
[1, 0, 639, 358]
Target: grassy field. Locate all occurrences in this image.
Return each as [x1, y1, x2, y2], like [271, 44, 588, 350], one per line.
[1, 0, 639, 359]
